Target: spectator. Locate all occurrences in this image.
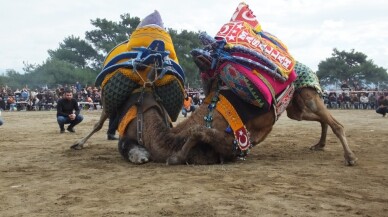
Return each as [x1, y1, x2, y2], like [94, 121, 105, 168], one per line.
[56, 89, 84, 133]
[340, 81, 351, 91]
[192, 93, 201, 106]
[368, 92, 377, 109]
[351, 93, 360, 109]
[92, 87, 101, 109]
[328, 93, 337, 109]
[376, 95, 388, 117]
[182, 91, 196, 117]
[21, 88, 29, 101]
[359, 93, 369, 109]
[343, 93, 351, 109]
[337, 93, 344, 109]
[75, 81, 82, 92]
[0, 97, 5, 110]
[7, 96, 17, 111]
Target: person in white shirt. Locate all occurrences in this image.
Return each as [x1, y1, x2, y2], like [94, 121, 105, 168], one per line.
[359, 93, 369, 109]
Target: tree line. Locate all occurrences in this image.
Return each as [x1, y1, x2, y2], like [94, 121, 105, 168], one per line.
[1, 14, 387, 90]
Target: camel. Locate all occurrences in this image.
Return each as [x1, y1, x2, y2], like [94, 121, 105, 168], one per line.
[116, 62, 357, 166]
[72, 5, 357, 166]
[71, 10, 185, 151]
[116, 1, 357, 166]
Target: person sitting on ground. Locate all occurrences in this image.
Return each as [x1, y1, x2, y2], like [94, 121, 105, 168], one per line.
[376, 95, 388, 117]
[56, 89, 84, 133]
[182, 91, 196, 117]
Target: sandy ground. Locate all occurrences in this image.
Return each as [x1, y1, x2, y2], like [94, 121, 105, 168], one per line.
[0, 109, 387, 217]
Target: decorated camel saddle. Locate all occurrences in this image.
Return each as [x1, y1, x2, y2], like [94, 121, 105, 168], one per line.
[96, 10, 185, 125]
[192, 2, 297, 113]
[191, 2, 298, 157]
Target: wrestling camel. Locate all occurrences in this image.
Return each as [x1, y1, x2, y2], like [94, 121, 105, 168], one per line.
[117, 61, 357, 166]
[73, 4, 357, 166]
[71, 10, 185, 150]
[118, 2, 357, 166]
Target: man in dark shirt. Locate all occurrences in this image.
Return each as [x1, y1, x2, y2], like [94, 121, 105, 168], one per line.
[376, 95, 388, 117]
[57, 90, 83, 133]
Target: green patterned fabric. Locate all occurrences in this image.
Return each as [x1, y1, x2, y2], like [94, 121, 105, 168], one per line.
[155, 79, 184, 121]
[102, 71, 184, 121]
[293, 61, 323, 95]
[102, 71, 140, 114]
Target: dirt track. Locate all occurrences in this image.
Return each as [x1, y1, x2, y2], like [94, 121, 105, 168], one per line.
[0, 109, 387, 217]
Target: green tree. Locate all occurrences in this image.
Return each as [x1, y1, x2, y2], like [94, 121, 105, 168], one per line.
[317, 49, 388, 88]
[2, 14, 205, 89]
[3, 69, 25, 88]
[169, 29, 202, 88]
[85, 13, 140, 56]
[25, 59, 95, 88]
[48, 36, 100, 70]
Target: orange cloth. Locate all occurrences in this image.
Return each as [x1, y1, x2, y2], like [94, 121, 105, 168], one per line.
[183, 97, 193, 110]
[118, 106, 137, 137]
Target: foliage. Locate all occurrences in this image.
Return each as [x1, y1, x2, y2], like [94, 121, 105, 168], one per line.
[85, 13, 139, 56]
[317, 49, 388, 89]
[0, 13, 205, 89]
[48, 36, 100, 70]
[169, 29, 202, 88]
[2, 15, 387, 91]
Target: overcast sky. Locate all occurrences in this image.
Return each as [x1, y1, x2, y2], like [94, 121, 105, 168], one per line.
[1, 0, 387, 74]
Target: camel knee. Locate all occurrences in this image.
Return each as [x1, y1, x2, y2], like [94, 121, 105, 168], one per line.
[330, 123, 345, 137]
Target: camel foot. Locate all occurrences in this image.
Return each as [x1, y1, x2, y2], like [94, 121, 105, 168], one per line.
[70, 143, 83, 150]
[310, 143, 325, 151]
[128, 146, 150, 164]
[344, 155, 358, 166]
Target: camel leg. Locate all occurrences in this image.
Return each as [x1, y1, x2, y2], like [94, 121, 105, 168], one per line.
[288, 89, 357, 166]
[313, 122, 328, 150]
[287, 104, 328, 150]
[70, 111, 109, 150]
[167, 126, 233, 165]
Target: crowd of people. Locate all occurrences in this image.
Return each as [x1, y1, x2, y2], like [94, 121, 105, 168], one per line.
[323, 88, 388, 115]
[1, 83, 387, 130]
[0, 82, 102, 112]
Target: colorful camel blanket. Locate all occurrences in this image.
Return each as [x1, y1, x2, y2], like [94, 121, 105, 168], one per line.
[191, 2, 297, 111]
[96, 11, 185, 122]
